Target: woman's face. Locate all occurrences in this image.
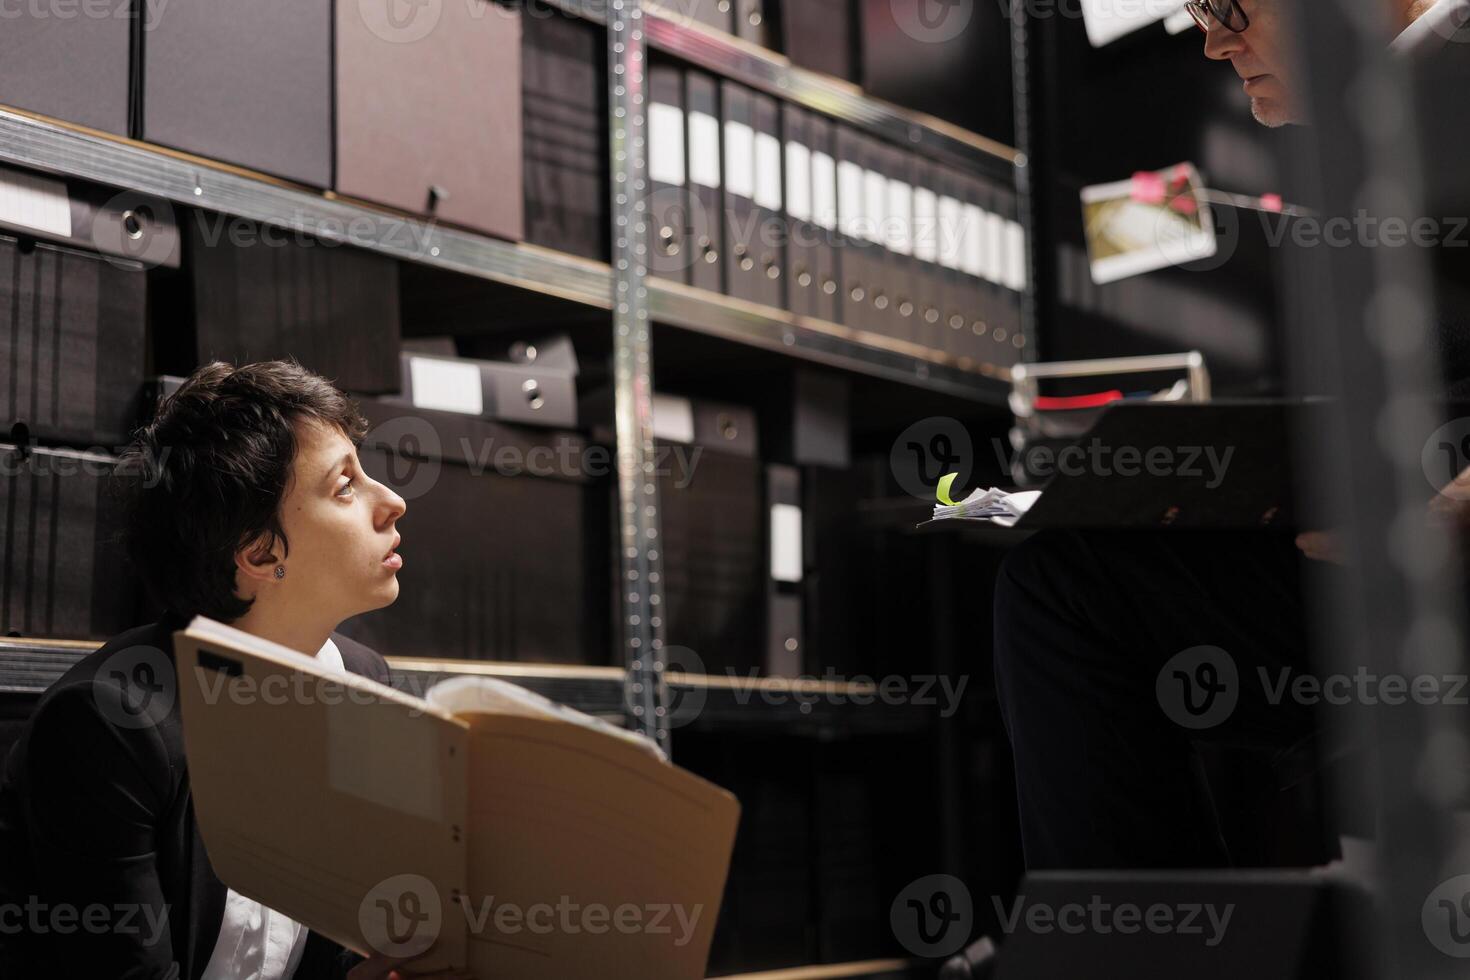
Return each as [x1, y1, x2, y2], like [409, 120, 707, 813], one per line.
[267, 419, 407, 624]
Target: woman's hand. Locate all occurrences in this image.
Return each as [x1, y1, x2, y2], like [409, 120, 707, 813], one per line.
[346, 953, 476, 980]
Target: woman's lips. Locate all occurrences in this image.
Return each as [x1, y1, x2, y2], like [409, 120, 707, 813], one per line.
[383, 552, 403, 570]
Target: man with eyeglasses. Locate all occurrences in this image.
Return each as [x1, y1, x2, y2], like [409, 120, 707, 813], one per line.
[985, 0, 1470, 880]
[1187, 0, 1470, 127]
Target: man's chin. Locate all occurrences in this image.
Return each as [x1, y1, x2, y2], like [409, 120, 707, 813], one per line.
[1250, 96, 1304, 128]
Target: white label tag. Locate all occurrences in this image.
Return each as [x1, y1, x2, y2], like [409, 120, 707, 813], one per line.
[688, 111, 722, 188]
[754, 131, 783, 210]
[784, 142, 813, 222]
[648, 102, 686, 186]
[985, 211, 1007, 284]
[913, 188, 939, 263]
[724, 120, 756, 200]
[962, 204, 986, 278]
[937, 195, 964, 269]
[837, 161, 864, 238]
[862, 170, 887, 244]
[770, 503, 803, 583]
[812, 152, 838, 230]
[886, 180, 914, 255]
[1005, 219, 1028, 290]
[409, 357, 484, 416]
[652, 394, 696, 444]
[0, 168, 72, 239]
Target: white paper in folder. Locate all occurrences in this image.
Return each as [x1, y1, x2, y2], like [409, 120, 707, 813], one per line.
[173, 617, 740, 980]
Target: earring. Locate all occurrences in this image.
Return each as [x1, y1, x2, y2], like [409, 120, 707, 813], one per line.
[274, 565, 286, 579]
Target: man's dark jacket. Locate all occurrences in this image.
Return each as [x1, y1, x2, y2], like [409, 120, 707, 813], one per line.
[0, 613, 391, 979]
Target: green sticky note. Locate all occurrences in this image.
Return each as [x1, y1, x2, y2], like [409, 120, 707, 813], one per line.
[937, 472, 960, 506]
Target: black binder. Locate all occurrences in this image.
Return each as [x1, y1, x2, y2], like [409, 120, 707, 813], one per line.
[880, 141, 920, 346]
[909, 153, 946, 354]
[858, 133, 895, 338]
[765, 464, 804, 676]
[996, 184, 1027, 366]
[958, 170, 998, 364]
[685, 70, 725, 294]
[187, 220, 403, 394]
[721, 81, 763, 305]
[749, 90, 786, 310]
[780, 103, 817, 319]
[935, 166, 971, 360]
[649, 62, 690, 283]
[0, 444, 138, 640]
[523, 11, 608, 261]
[0, 234, 147, 449]
[806, 112, 844, 323]
[835, 125, 878, 334]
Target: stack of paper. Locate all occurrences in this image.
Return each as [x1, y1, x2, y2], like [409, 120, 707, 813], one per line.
[931, 487, 1042, 528]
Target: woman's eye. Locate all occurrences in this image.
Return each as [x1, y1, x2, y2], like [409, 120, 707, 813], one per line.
[336, 478, 355, 497]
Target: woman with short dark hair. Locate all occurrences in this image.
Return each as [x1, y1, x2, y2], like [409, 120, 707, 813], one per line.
[0, 361, 439, 979]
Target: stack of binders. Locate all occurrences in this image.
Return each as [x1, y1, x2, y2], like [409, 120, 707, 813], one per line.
[0, 166, 170, 639]
[832, 123, 1029, 367]
[646, 57, 1028, 368]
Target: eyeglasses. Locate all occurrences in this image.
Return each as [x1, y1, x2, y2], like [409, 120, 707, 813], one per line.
[1185, 0, 1250, 32]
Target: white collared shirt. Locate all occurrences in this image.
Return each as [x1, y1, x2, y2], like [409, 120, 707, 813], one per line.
[1390, 0, 1470, 54]
[200, 638, 345, 980]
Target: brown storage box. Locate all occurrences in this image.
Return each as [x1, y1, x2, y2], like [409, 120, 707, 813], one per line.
[336, 0, 524, 240]
[0, 8, 130, 135]
[141, 0, 333, 187]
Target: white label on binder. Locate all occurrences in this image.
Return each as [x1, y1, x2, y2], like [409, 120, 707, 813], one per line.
[887, 180, 914, 255]
[754, 131, 783, 210]
[409, 357, 483, 416]
[1005, 220, 1027, 290]
[785, 142, 813, 222]
[0, 169, 72, 239]
[863, 170, 887, 244]
[724, 120, 756, 199]
[913, 188, 939, 263]
[770, 503, 804, 583]
[812, 152, 838, 230]
[648, 102, 686, 187]
[652, 393, 696, 444]
[985, 211, 1007, 284]
[688, 111, 722, 188]
[837, 161, 864, 238]
[937, 196, 964, 269]
[962, 204, 986, 278]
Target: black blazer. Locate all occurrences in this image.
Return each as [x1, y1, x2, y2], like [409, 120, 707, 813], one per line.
[0, 613, 391, 979]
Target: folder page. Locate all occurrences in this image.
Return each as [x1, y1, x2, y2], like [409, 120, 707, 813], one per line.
[450, 710, 739, 979]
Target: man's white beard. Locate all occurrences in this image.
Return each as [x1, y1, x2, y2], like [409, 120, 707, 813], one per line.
[1251, 97, 1299, 127]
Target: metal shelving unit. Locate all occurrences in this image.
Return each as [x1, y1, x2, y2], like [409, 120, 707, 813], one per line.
[0, 105, 1016, 402]
[0, 9, 1025, 971]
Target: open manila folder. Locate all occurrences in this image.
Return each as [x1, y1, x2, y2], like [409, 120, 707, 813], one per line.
[172, 616, 740, 979]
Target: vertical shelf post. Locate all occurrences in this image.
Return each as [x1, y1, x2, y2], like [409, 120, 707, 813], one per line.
[607, 0, 670, 747]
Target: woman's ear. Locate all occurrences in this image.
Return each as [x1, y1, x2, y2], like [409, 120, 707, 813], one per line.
[234, 532, 283, 586]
